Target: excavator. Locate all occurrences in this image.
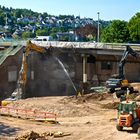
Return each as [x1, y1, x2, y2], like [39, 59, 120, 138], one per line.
[1, 41, 48, 105]
[106, 45, 139, 98]
[18, 41, 46, 86]
[14, 41, 48, 99]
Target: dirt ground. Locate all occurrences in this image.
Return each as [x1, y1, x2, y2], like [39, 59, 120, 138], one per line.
[1, 84, 140, 140]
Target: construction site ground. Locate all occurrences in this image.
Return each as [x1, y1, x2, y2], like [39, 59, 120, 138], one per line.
[1, 83, 140, 140]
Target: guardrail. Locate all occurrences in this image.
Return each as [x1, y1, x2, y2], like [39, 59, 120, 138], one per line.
[0, 40, 140, 51]
[31, 41, 140, 51]
[0, 106, 57, 121]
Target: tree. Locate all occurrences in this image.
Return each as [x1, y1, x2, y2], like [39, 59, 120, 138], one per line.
[101, 20, 130, 43]
[0, 12, 5, 26]
[50, 27, 59, 33]
[22, 31, 35, 38]
[42, 12, 48, 19]
[36, 29, 49, 36]
[13, 9, 22, 18]
[50, 33, 57, 39]
[128, 12, 140, 42]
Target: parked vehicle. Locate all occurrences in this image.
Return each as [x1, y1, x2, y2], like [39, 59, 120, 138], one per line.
[32, 36, 53, 42]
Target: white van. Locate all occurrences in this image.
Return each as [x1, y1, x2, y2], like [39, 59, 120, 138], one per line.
[33, 36, 53, 41]
[31, 36, 53, 47]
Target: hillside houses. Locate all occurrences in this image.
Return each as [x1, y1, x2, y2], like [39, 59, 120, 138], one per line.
[0, 6, 109, 41]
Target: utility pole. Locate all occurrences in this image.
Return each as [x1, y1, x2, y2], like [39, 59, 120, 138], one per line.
[97, 12, 100, 42]
[5, 13, 8, 27]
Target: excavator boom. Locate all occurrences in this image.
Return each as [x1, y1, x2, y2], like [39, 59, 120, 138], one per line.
[119, 45, 139, 79]
[18, 41, 46, 87]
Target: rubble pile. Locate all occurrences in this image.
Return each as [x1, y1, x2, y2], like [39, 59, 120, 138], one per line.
[102, 102, 119, 109]
[15, 131, 44, 140]
[60, 93, 110, 104]
[15, 131, 71, 140]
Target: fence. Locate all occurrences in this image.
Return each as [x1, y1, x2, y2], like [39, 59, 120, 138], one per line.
[0, 106, 57, 121]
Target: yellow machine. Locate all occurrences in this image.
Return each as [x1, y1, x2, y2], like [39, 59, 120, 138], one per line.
[10, 40, 49, 99]
[18, 41, 46, 87]
[0, 41, 48, 104]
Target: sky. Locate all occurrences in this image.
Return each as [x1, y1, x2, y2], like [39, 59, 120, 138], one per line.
[0, 0, 140, 21]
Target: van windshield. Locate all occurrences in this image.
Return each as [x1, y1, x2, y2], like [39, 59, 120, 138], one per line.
[35, 39, 42, 41]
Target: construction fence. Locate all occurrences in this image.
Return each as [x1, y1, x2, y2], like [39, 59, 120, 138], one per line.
[0, 106, 57, 121]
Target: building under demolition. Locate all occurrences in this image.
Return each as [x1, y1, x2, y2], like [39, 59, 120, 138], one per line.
[0, 41, 140, 99]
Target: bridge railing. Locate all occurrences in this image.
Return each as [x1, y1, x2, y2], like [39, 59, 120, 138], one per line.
[0, 39, 140, 51]
[32, 41, 140, 51]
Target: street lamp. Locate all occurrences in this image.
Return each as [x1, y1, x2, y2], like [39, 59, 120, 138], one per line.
[97, 12, 100, 42]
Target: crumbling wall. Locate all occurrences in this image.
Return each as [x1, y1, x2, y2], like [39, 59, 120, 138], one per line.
[25, 52, 77, 97]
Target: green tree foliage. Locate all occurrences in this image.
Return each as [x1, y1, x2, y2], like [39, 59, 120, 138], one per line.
[128, 13, 140, 42]
[36, 29, 49, 36]
[101, 20, 130, 43]
[12, 8, 39, 18]
[17, 22, 29, 27]
[22, 31, 35, 38]
[50, 33, 57, 39]
[50, 27, 59, 33]
[59, 15, 74, 20]
[0, 11, 5, 25]
[42, 12, 48, 19]
[13, 9, 22, 18]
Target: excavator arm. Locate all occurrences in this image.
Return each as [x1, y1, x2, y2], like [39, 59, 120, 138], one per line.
[118, 45, 139, 79]
[18, 41, 46, 87]
[106, 45, 139, 95]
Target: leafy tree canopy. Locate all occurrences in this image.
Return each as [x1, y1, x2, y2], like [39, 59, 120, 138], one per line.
[22, 31, 35, 38]
[128, 12, 140, 42]
[36, 29, 50, 36]
[101, 20, 130, 43]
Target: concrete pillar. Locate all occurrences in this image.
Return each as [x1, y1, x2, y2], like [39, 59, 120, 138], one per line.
[31, 71, 34, 80]
[82, 54, 87, 83]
